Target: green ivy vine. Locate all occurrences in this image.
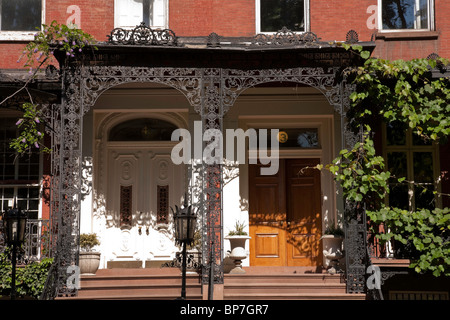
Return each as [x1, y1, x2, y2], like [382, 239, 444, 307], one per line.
[0, 251, 53, 299]
[322, 127, 390, 204]
[321, 43, 450, 277]
[367, 207, 450, 277]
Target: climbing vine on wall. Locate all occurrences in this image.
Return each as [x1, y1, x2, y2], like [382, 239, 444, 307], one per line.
[325, 43, 450, 276]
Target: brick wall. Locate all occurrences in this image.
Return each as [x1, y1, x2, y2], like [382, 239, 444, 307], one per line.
[169, 0, 255, 36]
[0, 0, 449, 67]
[0, 0, 113, 69]
[0, 43, 28, 69]
[45, 0, 113, 41]
[311, 0, 376, 42]
[435, 0, 450, 59]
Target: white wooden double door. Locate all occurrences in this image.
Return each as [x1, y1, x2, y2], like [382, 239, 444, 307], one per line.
[105, 143, 184, 267]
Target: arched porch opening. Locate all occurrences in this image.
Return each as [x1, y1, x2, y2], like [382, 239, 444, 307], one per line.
[222, 81, 340, 270]
[85, 81, 192, 269]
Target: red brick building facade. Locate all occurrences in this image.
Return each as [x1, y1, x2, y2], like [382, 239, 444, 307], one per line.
[1, 0, 449, 300]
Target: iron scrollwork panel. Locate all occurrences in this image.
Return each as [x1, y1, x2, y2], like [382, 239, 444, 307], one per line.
[344, 202, 368, 294]
[221, 68, 343, 114]
[42, 62, 353, 296]
[40, 68, 84, 298]
[200, 69, 224, 285]
[55, 67, 84, 297]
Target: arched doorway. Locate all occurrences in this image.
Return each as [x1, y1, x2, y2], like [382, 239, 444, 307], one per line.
[97, 114, 186, 268]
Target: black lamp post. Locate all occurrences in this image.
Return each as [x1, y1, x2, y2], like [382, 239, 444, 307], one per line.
[171, 198, 197, 300]
[2, 204, 28, 300]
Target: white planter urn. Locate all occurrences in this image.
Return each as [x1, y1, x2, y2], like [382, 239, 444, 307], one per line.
[322, 235, 344, 274]
[225, 235, 251, 274]
[79, 252, 101, 275]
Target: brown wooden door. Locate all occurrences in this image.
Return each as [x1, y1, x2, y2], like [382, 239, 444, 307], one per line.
[249, 159, 322, 267]
[285, 159, 322, 266]
[249, 161, 286, 266]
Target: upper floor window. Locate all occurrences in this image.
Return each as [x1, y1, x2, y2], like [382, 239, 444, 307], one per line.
[379, 0, 434, 31]
[0, 0, 43, 40]
[0, 0, 42, 31]
[115, 0, 168, 29]
[257, 0, 308, 33]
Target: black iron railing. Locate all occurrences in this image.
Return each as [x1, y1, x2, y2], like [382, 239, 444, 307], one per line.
[367, 222, 418, 260]
[344, 203, 419, 300]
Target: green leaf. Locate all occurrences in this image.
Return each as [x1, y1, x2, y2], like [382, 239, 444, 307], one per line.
[360, 50, 370, 60]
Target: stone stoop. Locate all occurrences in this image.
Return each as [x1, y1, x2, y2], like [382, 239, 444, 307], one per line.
[60, 268, 203, 300]
[58, 267, 366, 300]
[224, 273, 365, 300]
[222, 266, 366, 300]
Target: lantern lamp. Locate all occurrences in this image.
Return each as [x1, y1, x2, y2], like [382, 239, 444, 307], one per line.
[2, 203, 28, 300]
[172, 199, 197, 245]
[171, 197, 197, 299]
[3, 205, 28, 246]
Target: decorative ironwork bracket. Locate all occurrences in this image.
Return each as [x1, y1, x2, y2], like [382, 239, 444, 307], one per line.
[107, 22, 179, 46]
[251, 27, 321, 47]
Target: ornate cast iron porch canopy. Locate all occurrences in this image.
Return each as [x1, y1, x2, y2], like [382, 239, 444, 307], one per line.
[56, 25, 375, 70]
[38, 26, 375, 299]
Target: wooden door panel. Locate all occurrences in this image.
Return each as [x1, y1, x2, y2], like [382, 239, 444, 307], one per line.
[289, 233, 311, 259]
[286, 159, 322, 266]
[254, 184, 279, 213]
[288, 233, 321, 265]
[250, 225, 286, 266]
[249, 159, 321, 267]
[249, 162, 285, 214]
[249, 162, 286, 266]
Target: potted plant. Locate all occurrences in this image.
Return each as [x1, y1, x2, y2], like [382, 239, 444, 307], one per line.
[79, 233, 101, 275]
[321, 222, 345, 273]
[224, 221, 251, 274]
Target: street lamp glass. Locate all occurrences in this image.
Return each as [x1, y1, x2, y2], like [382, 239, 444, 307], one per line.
[173, 204, 197, 244]
[3, 208, 27, 246]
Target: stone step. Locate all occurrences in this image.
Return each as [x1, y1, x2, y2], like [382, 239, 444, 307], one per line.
[222, 272, 360, 300]
[224, 292, 367, 300]
[224, 282, 347, 294]
[74, 283, 203, 300]
[80, 273, 201, 287]
[224, 273, 344, 284]
[59, 268, 202, 300]
[59, 267, 366, 300]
